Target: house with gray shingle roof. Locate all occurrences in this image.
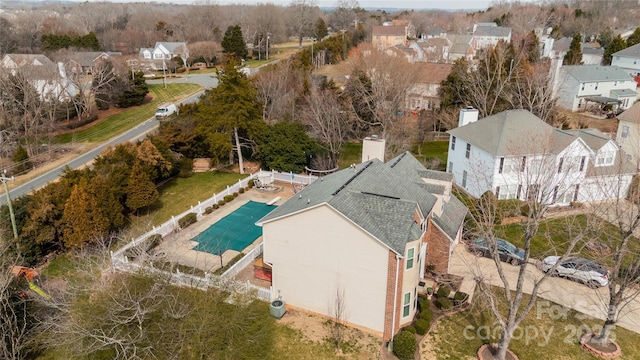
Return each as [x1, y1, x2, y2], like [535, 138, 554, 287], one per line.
[139, 41, 189, 70]
[256, 151, 466, 341]
[472, 22, 511, 50]
[611, 42, 640, 78]
[447, 108, 634, 203]
[556, 65, 638, 111]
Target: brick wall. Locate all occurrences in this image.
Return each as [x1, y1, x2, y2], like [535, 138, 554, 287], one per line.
[383, 250, 404, 341]
[425, 220, 451, 274]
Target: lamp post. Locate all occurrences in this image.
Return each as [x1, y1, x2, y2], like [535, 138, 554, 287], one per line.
[1, 169, 18, 239]
[266, 33, 271, 60]
[311, 37, 316, 69]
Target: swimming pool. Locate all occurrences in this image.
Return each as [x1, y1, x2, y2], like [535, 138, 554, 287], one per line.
[192, 201, 275, 255]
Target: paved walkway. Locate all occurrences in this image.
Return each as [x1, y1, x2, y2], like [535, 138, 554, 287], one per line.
[449, 243, 640, 335]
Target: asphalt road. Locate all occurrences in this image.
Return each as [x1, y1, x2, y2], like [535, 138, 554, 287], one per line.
[0, 85, 209, 204]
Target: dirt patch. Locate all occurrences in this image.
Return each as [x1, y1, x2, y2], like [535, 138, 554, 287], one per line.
[277, 307, 383, 359]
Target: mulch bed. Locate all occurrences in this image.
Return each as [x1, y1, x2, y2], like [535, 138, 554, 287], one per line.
[477, 343, 519, 360]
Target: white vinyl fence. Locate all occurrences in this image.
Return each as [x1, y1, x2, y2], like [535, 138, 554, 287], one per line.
[110, 170, 318, 302]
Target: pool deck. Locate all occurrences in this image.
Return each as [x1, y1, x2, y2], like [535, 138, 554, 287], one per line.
[154, 182, 296, 274]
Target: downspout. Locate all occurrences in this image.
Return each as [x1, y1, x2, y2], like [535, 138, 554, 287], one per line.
[391, 253, 401, 345]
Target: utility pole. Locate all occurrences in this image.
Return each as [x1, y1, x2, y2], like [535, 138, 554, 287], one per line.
[266, 33, 271, 60]
[162, 60, 167, 89]
[1, 170, 18, 239]
[311, 37, 316, 69]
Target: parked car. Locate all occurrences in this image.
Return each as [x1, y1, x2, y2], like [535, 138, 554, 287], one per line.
[541, 256, 608, 288]
[468, 237, 525, 265]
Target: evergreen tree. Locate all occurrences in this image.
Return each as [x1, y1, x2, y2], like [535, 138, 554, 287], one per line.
[195, 57, 263, 170]
[563, 33, 583, 65]
[598, 27, 614, 49]
[71, 32, 100, 50]
[255, 122, 318, 173]
[603, 35, 627, 65]
[125, 161, 159, 213]
[62, 178, 109, 249]
[627, 27, 640, 47]
[221, 25, 248, 60]
[12, 144, 32, 173]
[315, 18, 328, 39]
[118, 71, 148, 107]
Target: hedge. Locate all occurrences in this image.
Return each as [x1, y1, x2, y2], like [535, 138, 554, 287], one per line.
[248, 179, 255, 188]
[204, 206, 214, 215]
[415, 319, 429, 335]
[403, 325, 417, 334]
[178, 213, 197, 229]
[436, 297, 452, 310]
[453, 291, 469, 306]
[393, 330, 416, 360]
[218, 200, 225, 206]
[419, 304, 432, 323]
[233, 192, 239, 197]
[239, 187, 245, 194]
[436, 286, 451, 299]
[223, 194, 235, 202]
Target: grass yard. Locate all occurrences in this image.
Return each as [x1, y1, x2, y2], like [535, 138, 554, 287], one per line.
[424, 291, 640, 359]
[127, 171, 247, 236]
[55, 83, 202, 143]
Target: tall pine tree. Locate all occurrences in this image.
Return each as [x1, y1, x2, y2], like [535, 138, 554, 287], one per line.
[603, 35, 627, 65]
[125, 161, 159, 213]
[563, 33, 583, 65]
[62, 178, 110, 248]
[221, 25, 248, 60]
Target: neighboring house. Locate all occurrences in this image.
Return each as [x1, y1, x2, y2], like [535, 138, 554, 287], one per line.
[581, 43, 604, 65]
[139, 41, 189, 70]
[616, 102, 640, 166]
[556, 65, 638, 111]
[416, 38, 450, 63]
[371, 20, 415, 50]
[0, 54, 75, 101]
[447, 108, 634, 204]
[62, 51, 121, 75]
[1, 54, 54, 68]
[385, 44, 417, 63]
[405, 63, 453, 111]
[426, 27, 446, 39]
[257, 151, 467, 340]
[611, 42, 640, 77]
[472, 22, 511, 50]
[446, 34, 476, 61]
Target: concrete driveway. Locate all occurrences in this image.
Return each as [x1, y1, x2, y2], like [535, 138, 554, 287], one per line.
[449, 243, 640, 334]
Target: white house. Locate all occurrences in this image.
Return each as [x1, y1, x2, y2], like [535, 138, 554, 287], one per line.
[256, 151, 467, 340]
[0, 54, 75, 101]
[447, 108, 635, 204]
[472, 23, 511, 50]
[1, 54, 54, 68]
[611, 42, 640, 77]
[139, 42, 189, 70]
[556, 65, 638, 111]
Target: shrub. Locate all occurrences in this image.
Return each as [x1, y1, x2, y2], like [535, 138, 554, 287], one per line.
[213, 203, 219, 209]
[213, 253, 245, 275]
[178, 158, 193, 178]
[419, 304, 432, 323]
[248, 179, 255, 188]
[415, 318, 430, 335]
[223, 194, 234, 203]
[436, 297, 452, 310]
[403, 325, 417, 334]
[436, 286, 451, 299]
[233, 192, 239, 198]
[453, 291, 469, 306]
[477, 190, 501, 225]
[392, 330, 416, 360]
[178, 212, 197, 228]
[418, 299, 429, 313]
[145, 234, 163, 252]
[239, 187, 245, 194]
[204, 206, 214, 215]
[218, 200, 225, 206]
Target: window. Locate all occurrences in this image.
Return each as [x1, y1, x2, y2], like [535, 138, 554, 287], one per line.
[448, 161, 453, 173]
[462, 170, 468, 188]
[517, 185, 522, 199]
[553, 186, 559, 203]
[521, 157, 526, 172]
[622, 125, 629, 139]
[466, 143, 471, 159]
[451, 136, 456, 150]
[403, 292, 411, 317]
[596, 151, 615, 166]
[495, 186, 500, 198]
[579, 156, 586, 171]
[557, 157, 563, 173]
[573, 184, 580, 202]
[406, 248, 415, 270]
[498, 157, 504, 174]
[497, 184, 519, 200]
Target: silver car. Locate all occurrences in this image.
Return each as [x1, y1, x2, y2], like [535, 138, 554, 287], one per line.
[541, 256, 608, 288]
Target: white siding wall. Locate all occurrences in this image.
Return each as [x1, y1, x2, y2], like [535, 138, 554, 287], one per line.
[400, 239, 421, 326]
[447, 135, 496, 197]
[263, 205, 390, 334]
[612, 56, 640, 77]
[581, 174, 633, 202]
[558, 69, 637, 111]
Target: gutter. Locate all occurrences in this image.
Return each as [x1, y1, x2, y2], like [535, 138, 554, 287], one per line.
[390, 253, 400, 345]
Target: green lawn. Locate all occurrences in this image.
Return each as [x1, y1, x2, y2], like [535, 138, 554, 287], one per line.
[337, 142, 363, 169]
[413, 141, 449, 171]
[127, 172, 247, 236]
[55, 83, 202, 143]
[425, 291, 640, 359]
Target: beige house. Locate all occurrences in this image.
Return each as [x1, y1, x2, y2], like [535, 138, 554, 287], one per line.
[616, 103, 640, 167]
[257, 152, 467, 340]
[371, 20, 415, 50]
[405, 63, 453, 111]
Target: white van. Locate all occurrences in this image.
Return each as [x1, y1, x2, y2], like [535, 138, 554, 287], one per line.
[155, 103, 178, 119]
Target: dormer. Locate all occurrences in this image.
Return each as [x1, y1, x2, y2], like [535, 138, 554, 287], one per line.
[594, 143, 617, 167]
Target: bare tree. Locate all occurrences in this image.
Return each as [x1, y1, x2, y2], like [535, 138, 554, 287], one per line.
[303, 88, 347, 167]
[464, 132, 593, 360]
[288, 0, 319, 48]
[252, 58, 303, 123]
[327, 280, 347, 350]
